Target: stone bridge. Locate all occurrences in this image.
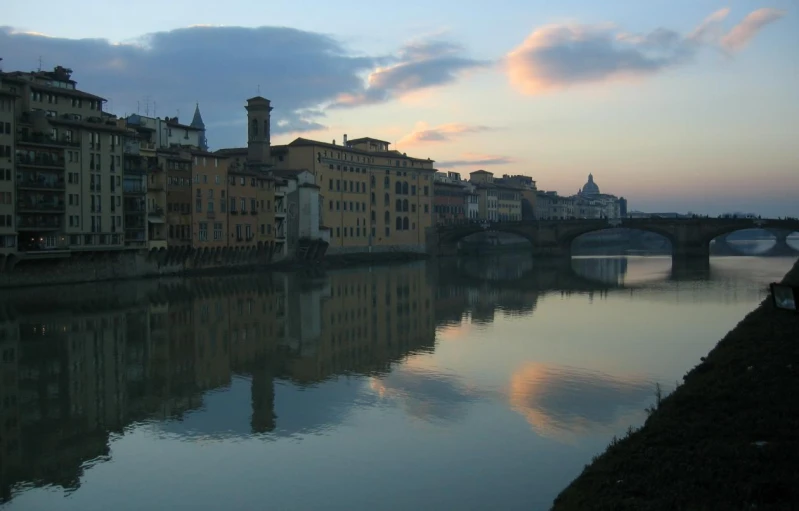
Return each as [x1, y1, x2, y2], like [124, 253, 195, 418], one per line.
[427, 218, 799, 259]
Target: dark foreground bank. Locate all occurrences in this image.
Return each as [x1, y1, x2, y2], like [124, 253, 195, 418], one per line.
[552, 258, 799, 511]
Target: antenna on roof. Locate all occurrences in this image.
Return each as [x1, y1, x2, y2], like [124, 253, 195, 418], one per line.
[137, 100, 140, 114]
[153, 101, 157, 117]
[37, 56, 43, 72]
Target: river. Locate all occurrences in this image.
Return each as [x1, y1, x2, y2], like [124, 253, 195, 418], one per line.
[0, 253, 796, 510]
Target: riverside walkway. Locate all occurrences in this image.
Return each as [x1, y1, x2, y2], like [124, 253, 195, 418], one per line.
[552, 258, 799, 511]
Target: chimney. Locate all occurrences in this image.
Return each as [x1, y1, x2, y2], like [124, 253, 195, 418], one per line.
[343, 134, 348, 146]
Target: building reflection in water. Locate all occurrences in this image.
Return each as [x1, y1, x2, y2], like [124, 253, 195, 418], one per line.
[0, 263, 436, 502]
[0, 254, 781, 505]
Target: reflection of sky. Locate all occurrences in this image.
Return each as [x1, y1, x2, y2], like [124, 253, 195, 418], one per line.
[6, 256, 798, 511]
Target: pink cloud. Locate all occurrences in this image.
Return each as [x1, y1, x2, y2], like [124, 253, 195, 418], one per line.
[721, 8, 786, 52]
[397, 122, 495, 146]
[437, 153, 515, 168]
[505, 7, 786, 95]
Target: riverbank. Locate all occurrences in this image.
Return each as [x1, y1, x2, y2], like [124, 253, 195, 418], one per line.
[0, 249, 429, 289]
[551, 258, 799, 510]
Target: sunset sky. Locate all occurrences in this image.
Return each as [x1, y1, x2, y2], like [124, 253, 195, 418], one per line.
[3, 0, 797, 216]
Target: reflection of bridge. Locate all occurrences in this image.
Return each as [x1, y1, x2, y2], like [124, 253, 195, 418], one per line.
[437, 255, 712, 294]
[429, 218, 799, 259]
[710, 231, 799, 257]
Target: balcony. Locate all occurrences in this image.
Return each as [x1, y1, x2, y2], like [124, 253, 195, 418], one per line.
[140, 141, 157, 151]
[17, 216, 62, 231]
[18, 201, 66, 213]
[123, 184, 146, 195]
[148, 182, 165, 192]
[275, 209, 286, 217]
[16, 178, 66, 191]
[250, 210, 258, 216]
[15, 154, 65, 170]
[207, 211, 216, 219]
[230, 210, 239, 215]
[17, 132, 81, 148]
[149, 206, 165, 217]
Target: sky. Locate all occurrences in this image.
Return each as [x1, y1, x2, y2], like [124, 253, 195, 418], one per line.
[3, 0, 798, 216]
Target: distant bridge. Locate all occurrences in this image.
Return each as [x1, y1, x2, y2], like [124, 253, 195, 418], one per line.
[428, 218, 799, 259]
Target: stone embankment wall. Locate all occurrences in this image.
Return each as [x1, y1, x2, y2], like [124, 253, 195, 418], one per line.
[0, 245, 281, 288]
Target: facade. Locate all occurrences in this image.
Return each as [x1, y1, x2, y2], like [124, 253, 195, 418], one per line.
[121, 128, 147, 248]
[227, 164, 259, 247]
[433, 181, 467, 225]
[0, 86, 16, 255]
[191, 150, 229, 248]
[163, 149, 192, 246]
[2, 66, 128, 254]
[498, 174, 537, 220]
[268, 134, 436, 253]
[470, 170, 499, 221]
[255, 174, 276, 246]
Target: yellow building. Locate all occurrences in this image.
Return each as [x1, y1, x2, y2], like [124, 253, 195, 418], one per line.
[270, 136, 436, 253]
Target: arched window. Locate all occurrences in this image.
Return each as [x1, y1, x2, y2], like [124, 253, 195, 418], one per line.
[370, 175, 376, 187]
[384, 211, 390, 224]
[251, 119, 258, 136]
[402, 182, 409, 194]
[403, 199, 408, 212]
[395, 199, 402, 212]
[395, 181, 402, 194]
[384, 193, 389, 206]
[384, 176, 390, 188]
[396, 217, 403, 231]
[403, 217, 409, 230]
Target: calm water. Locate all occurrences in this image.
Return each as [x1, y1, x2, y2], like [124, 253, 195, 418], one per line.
[1, 253, 796, 511]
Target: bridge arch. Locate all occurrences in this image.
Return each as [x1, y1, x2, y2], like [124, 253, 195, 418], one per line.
[560, 225, 675, 253]
[437, 224, 537, 248]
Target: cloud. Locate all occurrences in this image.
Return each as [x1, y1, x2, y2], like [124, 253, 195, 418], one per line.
[0, 25, 372, 148]
[332, 39, 490, 108]
[398, 122, 495, 146]
[506, 8, 786, 95]
[437, 153, 515, 168]
[509, 363, 654, 442]
[721, 8, 786, 52]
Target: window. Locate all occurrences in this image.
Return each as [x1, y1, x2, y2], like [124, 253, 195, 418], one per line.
[403, 217, 409, 230]
[199, 222, 208, 241]
[240, 198, 246, 212]
[214, 222, 222, 240]
[396, 217, 402, 231]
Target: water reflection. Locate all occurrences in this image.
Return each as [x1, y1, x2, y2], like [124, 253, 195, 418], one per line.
[509, 363, 653, 442]
[0, 254, 796, 510]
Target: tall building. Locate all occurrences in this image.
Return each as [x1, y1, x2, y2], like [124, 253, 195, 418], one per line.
[1, 66, 128, 255]
[0, 81, 16, 256]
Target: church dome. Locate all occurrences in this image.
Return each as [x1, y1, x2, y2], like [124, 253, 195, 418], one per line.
[581, 173, 600, 196]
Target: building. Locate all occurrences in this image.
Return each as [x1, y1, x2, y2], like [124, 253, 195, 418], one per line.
[267, 133, 436, 254]
[0, 80, 16, 256]
[162, 149, 192, 246]
[498, 174, 537, 220]
[433, 181, 468, 225]
[575, 174, 622, 219]
[121, 128, 147, 248]
[1, 66, 128, 255]
[191, 150, 229, 248]
[469, 170, 501, 221]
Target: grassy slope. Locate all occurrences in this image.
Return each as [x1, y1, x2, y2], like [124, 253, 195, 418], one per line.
[552, 259, 799, 511]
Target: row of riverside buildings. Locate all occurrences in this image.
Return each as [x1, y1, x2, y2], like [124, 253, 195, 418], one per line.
[0, 64, 627, 264]
[432, 171, 627, 224]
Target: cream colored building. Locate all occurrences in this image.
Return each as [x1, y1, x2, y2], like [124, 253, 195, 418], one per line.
[270, 135, 436, 253]
[1, 66, 127, 255]
[0, 86, 16, 256]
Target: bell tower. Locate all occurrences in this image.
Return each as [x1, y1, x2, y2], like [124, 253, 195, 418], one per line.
[246, 96, 273, 164]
